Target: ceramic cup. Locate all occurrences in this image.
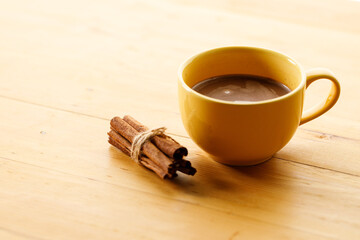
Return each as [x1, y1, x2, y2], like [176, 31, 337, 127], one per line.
[178, 46, 340, 166]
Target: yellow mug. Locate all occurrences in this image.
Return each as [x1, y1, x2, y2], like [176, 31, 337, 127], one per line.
[178, 46, 340, 166]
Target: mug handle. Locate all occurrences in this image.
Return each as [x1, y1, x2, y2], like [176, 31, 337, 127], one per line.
[300, 68, 341, 125]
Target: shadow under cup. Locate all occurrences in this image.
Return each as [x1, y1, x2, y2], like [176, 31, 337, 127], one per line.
[178, 47, 306, 166]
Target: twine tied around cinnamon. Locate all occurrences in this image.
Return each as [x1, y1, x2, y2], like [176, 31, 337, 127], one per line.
[130, 127, 167, 164]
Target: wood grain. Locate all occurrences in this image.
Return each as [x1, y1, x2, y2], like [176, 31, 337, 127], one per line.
[0, 0, 359, 239]
[0, 0, 359, 122]
[0, 97, 360, 239]
[0, 228, 35, 240]
[2, 158, 339, 240]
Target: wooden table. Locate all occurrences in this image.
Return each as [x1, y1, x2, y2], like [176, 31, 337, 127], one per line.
[1, 0, 359, 239]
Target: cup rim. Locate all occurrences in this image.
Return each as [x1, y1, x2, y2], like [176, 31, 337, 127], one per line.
[178, 46, 306, 105]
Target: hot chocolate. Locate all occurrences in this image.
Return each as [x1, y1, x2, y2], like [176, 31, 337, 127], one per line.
[192, 74, 291, 102]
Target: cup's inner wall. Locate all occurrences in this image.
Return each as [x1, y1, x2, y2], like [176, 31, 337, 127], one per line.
[182, 47, 302, 92]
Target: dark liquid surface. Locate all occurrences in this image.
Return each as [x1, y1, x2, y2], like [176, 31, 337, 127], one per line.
[192, 74, 291, 102]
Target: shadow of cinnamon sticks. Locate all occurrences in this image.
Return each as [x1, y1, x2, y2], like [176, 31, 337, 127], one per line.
[164, 154, 293, 199]
[108, 145, 293, 208]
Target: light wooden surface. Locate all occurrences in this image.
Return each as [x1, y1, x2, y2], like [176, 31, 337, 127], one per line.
[0, 0, 359, 239]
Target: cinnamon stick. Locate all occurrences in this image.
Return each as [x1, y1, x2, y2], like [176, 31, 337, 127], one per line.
[108, 134, 130, 156]
[123, 115, 188, 159]
[108, 129, 131, 155]
[108, 130, 168, 178]
[110, 117, 173, 172]
[177, 166, 197, 176]
[108, 116, 196, 179]
[136, 155, 168, 179]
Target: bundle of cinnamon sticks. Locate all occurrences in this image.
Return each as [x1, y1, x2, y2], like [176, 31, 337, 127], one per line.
[108, 115, 196, 179]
